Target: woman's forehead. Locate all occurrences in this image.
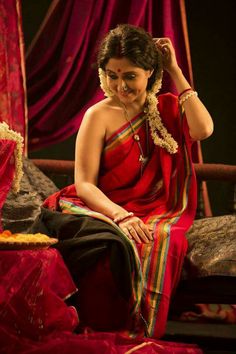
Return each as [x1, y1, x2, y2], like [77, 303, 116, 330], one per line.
[105, 57, 140, 73]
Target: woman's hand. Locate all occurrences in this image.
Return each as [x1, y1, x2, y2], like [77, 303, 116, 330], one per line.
[154, 37, 179, 75]
[118, 216, 153, 243]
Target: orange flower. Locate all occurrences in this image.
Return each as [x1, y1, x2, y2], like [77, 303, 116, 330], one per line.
[1, 230, 12, 237]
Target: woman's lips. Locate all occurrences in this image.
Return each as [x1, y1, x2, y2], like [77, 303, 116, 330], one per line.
[119, 89, 132, 97]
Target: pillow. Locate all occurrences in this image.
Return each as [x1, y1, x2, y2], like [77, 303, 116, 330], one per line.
[2, 158, 58, 233]
[185, 215, 236, 278]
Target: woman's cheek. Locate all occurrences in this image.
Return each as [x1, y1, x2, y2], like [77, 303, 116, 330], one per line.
[107, 80, 115, 91]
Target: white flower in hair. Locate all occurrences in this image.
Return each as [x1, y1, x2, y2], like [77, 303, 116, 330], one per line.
[98, 68, 114, 97]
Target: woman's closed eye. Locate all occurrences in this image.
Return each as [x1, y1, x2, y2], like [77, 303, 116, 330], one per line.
[124, 74, 136, 80]
[106, 73, 136, 81]
[107, 74, 117, 80]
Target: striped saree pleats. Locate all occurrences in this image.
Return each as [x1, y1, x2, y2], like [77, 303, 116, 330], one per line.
[138, 144, 194, 337]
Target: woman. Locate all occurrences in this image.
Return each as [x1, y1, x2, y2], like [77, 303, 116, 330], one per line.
[32, 24, 213, 338]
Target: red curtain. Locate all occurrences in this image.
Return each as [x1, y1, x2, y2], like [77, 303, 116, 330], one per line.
[26, 0, 193, 152]
[0, 0, 27, 152]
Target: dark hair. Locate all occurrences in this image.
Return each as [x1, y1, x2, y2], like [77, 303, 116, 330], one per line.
[97, 24, 160, 90]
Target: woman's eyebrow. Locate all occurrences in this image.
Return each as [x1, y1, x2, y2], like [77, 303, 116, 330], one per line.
[105, 69, 116, 74]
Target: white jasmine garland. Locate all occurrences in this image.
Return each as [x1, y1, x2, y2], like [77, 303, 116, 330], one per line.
[0, 122, 24, 193]
[146, 91, 178, 154]
[98, 68, 114, 97]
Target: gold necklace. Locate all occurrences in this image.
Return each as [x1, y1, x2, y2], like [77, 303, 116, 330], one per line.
[120, 103, 150, 176]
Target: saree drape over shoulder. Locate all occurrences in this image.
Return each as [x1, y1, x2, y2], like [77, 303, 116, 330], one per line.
[37, 93, 197, 339]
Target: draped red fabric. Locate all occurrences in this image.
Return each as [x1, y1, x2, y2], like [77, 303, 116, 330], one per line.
[0, 0, 27, 150]
[0, 244, 202, 353]
[0, 248, 77, 352]
[26, 0, 192, 152]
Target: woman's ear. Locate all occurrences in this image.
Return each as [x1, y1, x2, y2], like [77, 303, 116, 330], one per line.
[148, 69, 154, 78]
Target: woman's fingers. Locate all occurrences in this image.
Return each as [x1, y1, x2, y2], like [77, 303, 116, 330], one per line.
[154, 38, 172, 54]
[154, 37, 178, 73]
[122, 227, 133, 240]
[127, 227, 142, 243]
[141, 221, 153, 241]
[135, 221, 153, 242]
[155, 37, 171, 45]
[120, 225, 142, 243]
[119, 217, 153, 243]
[133, 224, 150, 243]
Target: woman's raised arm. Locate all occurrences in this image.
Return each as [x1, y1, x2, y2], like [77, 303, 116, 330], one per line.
[155, 37, 214, 141]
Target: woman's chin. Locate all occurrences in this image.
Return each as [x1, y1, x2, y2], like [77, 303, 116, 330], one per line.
[117, 92, 134, 103]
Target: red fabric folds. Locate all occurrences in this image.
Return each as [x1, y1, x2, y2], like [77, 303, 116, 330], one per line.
[0, 248, 78, 352]
[26, 0, 192, 151]
[0, 0, 26, 147]
[0, 246, 202, 353]
[0, 249, 78, 335]
[0, 330, 203, 354]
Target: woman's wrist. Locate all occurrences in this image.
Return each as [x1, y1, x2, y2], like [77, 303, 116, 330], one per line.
[168, 67, 195, 99]
[167, 66, 190, 90]
[113, 212, 134, 224]
[178, 88, 192, 99]
[166, 64, 182, 78]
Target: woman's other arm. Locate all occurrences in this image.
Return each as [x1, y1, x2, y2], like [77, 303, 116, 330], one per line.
[74, 106, 152, 243]
[156, 38, 214, 141]
[74, 107, 126, 220]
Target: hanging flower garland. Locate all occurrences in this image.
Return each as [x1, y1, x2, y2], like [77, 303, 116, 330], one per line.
[0, 122, 24, 193]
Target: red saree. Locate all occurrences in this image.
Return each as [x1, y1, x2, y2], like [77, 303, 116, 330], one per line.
[43, 93, 197, 339]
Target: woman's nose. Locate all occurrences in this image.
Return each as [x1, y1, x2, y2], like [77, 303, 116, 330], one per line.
[118, 79, 127, 91]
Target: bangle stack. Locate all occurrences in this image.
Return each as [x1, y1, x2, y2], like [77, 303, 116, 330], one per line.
[113, 212, 134, 224]
[178, 88, 198, 106]
[178, 88, 192, 99]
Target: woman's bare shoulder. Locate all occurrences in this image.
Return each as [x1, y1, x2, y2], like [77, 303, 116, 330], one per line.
[86, 98, 115, 118]
[78, 98, 116, 138]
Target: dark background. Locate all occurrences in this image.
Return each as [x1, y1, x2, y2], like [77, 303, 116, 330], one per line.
[22, 0, 236, 215]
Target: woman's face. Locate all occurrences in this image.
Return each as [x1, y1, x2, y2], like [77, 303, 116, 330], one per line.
[105, 57, 152, 105]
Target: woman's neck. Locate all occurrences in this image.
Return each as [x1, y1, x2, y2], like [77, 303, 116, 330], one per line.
[115, 92, 147, 116]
